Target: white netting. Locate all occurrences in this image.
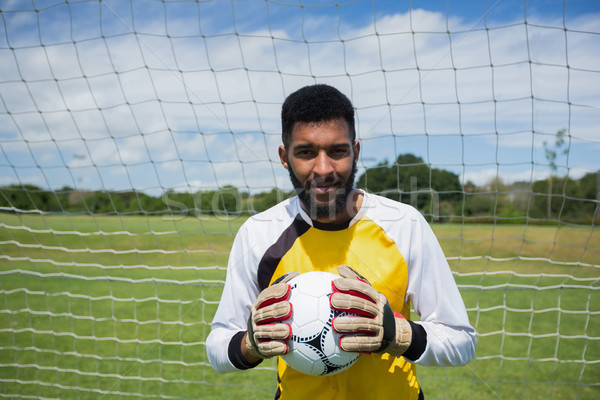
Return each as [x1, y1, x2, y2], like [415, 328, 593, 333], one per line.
[0, 1, 598, 399]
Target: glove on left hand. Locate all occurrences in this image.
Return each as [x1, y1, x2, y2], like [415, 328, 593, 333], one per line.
[330, 265, 412, 357]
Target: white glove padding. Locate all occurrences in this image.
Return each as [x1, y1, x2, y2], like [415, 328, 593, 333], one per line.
[245, 271, 299, 359]
[330, 265, 412, 357]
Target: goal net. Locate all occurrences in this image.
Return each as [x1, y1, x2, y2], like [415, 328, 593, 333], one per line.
[0, 1, 598, 399]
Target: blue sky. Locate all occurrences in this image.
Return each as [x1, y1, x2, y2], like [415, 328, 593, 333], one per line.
[0, 0, 599, 195]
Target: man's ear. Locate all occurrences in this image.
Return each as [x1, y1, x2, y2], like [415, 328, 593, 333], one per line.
[353, 140, 360, 164]
[278, 145, 289, 170]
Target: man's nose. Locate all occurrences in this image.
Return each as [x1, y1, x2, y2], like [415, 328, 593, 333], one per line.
[313, 151, 335, 177]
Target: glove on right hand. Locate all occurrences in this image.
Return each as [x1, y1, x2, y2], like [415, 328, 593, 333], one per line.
[245, 271, 299, 359]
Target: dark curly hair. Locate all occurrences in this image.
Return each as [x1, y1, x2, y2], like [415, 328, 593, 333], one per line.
[281, 84, 355, 148]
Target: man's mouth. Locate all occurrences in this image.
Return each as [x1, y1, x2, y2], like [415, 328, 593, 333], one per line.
[315, 183, 337, 193]
[306, 180, 341, 196]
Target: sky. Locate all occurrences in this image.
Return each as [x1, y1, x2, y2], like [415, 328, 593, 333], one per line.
[0, 0, 599, 196]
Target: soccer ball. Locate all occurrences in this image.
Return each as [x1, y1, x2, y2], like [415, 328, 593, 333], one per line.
[281, 271, 360, 376]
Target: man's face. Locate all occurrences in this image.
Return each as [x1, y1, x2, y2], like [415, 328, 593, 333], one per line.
[278, 118, 360, 223]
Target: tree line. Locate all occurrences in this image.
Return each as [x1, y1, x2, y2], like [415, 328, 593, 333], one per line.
[1, 153, 597, 224]
[356, 154, 598, 224]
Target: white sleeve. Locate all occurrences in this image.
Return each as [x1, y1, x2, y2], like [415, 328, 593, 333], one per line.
[205, 223, 261, 373]
[404, 213, 477, 366]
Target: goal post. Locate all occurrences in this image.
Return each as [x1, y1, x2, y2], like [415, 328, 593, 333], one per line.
[0, 1, 599, 399]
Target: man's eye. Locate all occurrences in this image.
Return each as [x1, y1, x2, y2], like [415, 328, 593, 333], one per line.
[330, 149, 348, 157]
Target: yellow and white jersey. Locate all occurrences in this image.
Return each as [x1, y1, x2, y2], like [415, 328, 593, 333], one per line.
[207, 190, 476, 400]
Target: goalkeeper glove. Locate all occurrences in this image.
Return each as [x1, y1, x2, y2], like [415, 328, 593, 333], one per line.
[244, 271, 299, 359]
[330, 265, 412, 357]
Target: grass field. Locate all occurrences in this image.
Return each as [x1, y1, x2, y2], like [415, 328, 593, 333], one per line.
[0, 213, 598, 399]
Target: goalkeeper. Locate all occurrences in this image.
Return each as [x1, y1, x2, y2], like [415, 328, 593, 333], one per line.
[206, 84, 476, 400]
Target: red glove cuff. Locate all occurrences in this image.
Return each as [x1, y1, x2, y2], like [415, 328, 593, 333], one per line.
[393, 311, 405, 319]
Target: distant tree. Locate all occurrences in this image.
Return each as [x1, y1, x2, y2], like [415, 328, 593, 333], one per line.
[565, 172, 599, 223]
[162, 190, 194, 215]
[249, 188, 292, 212]
[543, 129, 568, 219]
[0, 184, 65, 212]
[0, 185, 35, 210]
[140, 193, 164, 213]
[356, 153, 461, 219]
[212, 185, 242, 215]
[577, 172, 598, 201]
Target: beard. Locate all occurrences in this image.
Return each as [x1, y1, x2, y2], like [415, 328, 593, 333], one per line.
[288, 161, 357, 221]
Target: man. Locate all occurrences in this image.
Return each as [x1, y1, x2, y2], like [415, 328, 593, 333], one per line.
[206, 84, 476, 399]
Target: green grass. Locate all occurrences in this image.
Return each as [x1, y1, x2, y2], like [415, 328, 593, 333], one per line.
[1, 214, 598, 399]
